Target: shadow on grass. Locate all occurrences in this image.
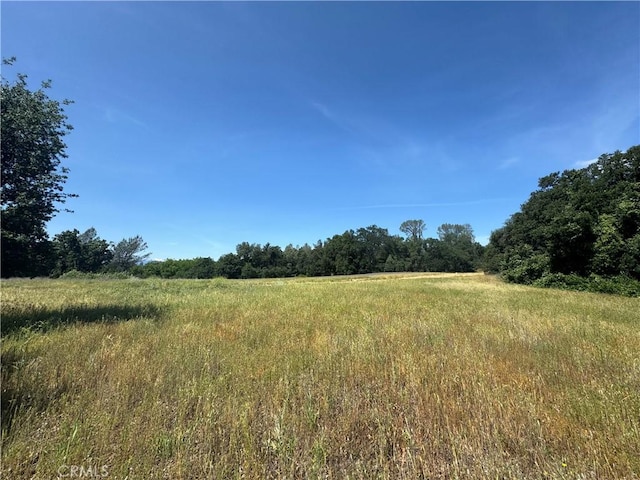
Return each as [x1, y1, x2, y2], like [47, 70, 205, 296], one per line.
[1, 303, 165, 439]
[1, 303, 165, 335]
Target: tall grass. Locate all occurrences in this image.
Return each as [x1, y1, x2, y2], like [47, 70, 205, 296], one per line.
[2, 273, 639, 479]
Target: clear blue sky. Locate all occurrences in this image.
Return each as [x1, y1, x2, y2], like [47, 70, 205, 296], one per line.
[3, 2, 639, 260]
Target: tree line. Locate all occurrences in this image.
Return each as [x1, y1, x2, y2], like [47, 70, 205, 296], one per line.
[5, 220, 485, 279]
[131, 222, 484, 279]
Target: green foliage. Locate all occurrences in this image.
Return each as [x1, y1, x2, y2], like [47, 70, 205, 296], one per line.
[52, 228, 112, 276]
[500, 246, 551, 285]
[533, 273, 640, 297]
[591, 214, 625, 275]
[108, 236, 150, 272]
[432, 223, 484, 272]
[59, 270, 131, 280]
[128, 221, 484, 280]
[383, 254, 405, 272]
[399, 219, 426, 241]
[133, 257, 217, 279]
[216, 253, 242, 279]
[487, 145, 640, 294]
[437, 223, 474, 245]
[1, 59, 76, 277]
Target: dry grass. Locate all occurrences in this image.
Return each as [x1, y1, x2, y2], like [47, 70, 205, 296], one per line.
[2, 273, 639, 479]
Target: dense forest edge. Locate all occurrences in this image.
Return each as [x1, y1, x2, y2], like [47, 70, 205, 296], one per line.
[485, 145, 640, 297]
[1, 62, 638, 295]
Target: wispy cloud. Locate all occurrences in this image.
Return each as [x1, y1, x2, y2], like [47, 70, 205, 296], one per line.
[104, 107, 149, 130]
[309, 99, 412, 149]
[498, 157, 520, 170]
[309, 101, 333, 122]
[308, 99, 462, 175]
[309, 100, 361, 138]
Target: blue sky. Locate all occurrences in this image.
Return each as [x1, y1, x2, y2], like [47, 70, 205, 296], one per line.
[3, 2, 639, 260]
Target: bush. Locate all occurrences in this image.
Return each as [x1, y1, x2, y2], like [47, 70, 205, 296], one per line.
[534, 273, 640, 297]
[59, 270, 132, 280]
[500, 248, 550, 285]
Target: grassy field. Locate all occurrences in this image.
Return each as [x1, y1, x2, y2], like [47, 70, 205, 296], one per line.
[1, 273, 639, 479]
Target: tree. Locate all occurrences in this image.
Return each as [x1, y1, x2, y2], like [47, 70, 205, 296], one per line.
[77, 228, 112, 273]
[431, 224, 483, 272]
[487, 145, 640, 284]
[355, 225, 395, 272]
[323, 230, 362, 275]
[217, 253, 242, 279]
[51, 228, 112, 276]
[189, 257, 217, 279]
[108, 236, 150, 272]
[437, 223, 475, 245]
[1, 58, 76, 277]
[400, 219, 426, 241]
[52, 229, 83, 275]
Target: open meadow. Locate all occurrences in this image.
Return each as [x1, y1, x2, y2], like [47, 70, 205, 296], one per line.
[2, 273, 639, 479]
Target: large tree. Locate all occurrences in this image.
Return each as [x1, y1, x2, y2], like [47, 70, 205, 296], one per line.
[1, 59, 76, 277]
[429, 223, 483, 272]
[51, 227, 112, 276]
[108, 236, 151, 272]
[400, 219, 426, 241]
[486, 146, 640, 284]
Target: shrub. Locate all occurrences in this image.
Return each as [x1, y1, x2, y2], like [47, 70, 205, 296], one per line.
[500, 247, 550, 285]
[59, 270, 132, 280]
[534, 273, 640, 297]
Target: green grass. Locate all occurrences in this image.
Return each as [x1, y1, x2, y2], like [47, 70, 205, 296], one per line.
[2, 273, 639, 479]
